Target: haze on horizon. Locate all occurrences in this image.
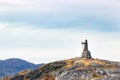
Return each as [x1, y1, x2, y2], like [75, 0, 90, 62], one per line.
[0, 0, 120, 64]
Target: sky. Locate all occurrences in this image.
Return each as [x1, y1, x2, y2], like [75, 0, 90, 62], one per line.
[0, 0, 120, 64]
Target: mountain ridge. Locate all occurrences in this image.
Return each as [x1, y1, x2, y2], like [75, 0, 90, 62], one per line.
[0, 58, 43, 78]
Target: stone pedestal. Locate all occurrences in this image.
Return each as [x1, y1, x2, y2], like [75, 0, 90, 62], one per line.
[82, 51, 91, 58]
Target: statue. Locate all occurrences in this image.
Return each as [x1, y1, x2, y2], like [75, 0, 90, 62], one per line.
[81, 40, 92, 59]
[82, 40, 88, 51]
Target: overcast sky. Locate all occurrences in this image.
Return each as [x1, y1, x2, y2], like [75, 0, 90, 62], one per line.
[0, 0, 120, 64]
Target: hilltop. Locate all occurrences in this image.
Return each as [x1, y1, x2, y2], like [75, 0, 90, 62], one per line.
[3, 57, 120, 80]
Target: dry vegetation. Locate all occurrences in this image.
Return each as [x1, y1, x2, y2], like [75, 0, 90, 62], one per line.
[65, 58, 107, 68]
[92, 73, 104, 79]
[65, 59, 73, 68]
[37, 74, 55, 80]
[17, 70, 30, 75]
[74, 58, 106, 66]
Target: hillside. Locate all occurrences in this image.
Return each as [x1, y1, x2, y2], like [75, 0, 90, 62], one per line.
[0, 58, 43, 78]
[3, 40, 120, 80]
[3, 57, 120, 80]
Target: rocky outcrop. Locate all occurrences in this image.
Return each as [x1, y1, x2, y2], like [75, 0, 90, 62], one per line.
[3, 57, 120, 80]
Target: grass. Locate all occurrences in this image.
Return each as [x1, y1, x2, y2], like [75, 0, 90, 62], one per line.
[65, 58, 106, 68]
[37, 74, 55, 80]
[65, 59, 73, 68]
[17, 70, 30, 75]
[92, 74, 104, 79]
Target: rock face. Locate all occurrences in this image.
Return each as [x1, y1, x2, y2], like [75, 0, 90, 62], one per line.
[3, 58, 120, 80]
[81, 40, 92, 59]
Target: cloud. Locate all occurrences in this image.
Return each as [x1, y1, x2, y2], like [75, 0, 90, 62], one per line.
[0, 0, 120, 14]
[0, 23, 8, 29]
[0, 0, 120, 32]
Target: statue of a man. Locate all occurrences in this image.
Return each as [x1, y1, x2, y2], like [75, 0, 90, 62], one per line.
[81, 40, 88, 51]
[81, 39, 92, 59]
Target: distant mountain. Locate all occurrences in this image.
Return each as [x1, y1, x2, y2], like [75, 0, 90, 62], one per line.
[0, 58, 43, 78]
[4, 57, 120, 80]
